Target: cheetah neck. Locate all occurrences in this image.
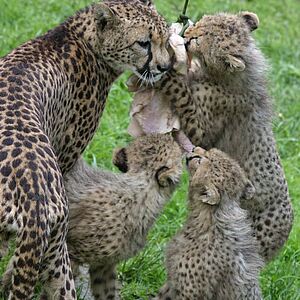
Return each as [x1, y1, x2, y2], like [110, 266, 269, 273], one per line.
[192, 46, 269, 98]
[122, 173, 173, 235]
[186, 195, 253, 247]
[214, 197, 264, 266]
[186, 199, 215, 235]
[63, 5, 120, 77]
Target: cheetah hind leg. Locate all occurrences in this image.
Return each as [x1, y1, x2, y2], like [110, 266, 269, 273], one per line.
[1, 242, 77, 300]
[0, 232, 12, 260]
[0, 256, 13, 299]
[151, 283, 179, 300]
[89, 264, 120, 300]
[74, 264, 94, 300]
[39, 240, 77, 300]
[0, 233, 12, 298]
[245, 282, 263, 300]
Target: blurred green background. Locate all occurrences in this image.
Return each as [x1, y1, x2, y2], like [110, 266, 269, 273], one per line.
[0, 0, 299, 299]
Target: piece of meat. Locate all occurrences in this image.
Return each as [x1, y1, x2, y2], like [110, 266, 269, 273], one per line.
[127, 85, 180, 137]
[173, 131, 195, 153]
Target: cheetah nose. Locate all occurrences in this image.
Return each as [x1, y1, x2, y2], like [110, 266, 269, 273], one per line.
[184, 38, 190, 50]
[157, 64, 171, 73]
[192, 147, 206, 156]
[185, 153, 194, 166]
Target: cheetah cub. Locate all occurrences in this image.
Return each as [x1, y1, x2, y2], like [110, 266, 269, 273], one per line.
[158, 12, 293, 261]
[154, 148, 263, 300]
[64, 133, 182, 299]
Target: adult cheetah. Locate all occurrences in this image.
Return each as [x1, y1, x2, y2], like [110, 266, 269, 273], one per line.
[0, 0, 170, 298]
[3, 133, 183, 300]
[156, 12, 293, 262]
[154, 147, 263, 300]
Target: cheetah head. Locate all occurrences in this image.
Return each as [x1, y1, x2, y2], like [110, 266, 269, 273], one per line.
[95, 0, 171, 83]
[113, 133, 183, 190]
[186, 148, 255, 205]
[184, 12, 259, 75]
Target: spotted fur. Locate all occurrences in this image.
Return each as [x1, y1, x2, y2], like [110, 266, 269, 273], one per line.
[154, 148, 263, 300]
[0, 0, 170, 298]
[157, 12, 293, 262]
[2, 134, 183, 300]
[65, 133, 182, 299]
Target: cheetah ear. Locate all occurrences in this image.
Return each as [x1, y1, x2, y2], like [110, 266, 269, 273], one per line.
[240, 12, 259, 32]
[113, 148, 128, 173]
[156, 166, 176, 187]
[242, 180, 256, 200]
[199, 184, 220, 205]
[137, 0, 155, 8]
[226, 54, 245, 72]
[95, 3, 120, 31]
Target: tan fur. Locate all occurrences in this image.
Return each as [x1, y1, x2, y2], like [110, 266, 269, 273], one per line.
[0, 0, 170, 297]
[157, 12, 293, 261]
[155, 148, 263, 300]
[65, 133, 182, 300]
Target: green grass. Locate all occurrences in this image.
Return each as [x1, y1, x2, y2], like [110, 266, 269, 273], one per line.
[0, 0, 299, 299]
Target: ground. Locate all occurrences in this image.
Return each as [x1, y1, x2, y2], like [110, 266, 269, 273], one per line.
[0, 0, 299, 299]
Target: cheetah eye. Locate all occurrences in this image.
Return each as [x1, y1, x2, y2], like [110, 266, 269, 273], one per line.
[186, 155, 203, 165]
[189, 37, 199, 42]
[195, 157, 203, 164]
[136, 40, 151, 49]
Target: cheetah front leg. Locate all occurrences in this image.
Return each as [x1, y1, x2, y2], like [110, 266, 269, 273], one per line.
[89, 264, 120, 300]
[157, 72, 205, 146]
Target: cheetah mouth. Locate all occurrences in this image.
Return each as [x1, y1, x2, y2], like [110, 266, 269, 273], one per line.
[133, 70, 164, 86]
